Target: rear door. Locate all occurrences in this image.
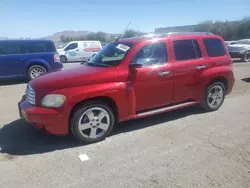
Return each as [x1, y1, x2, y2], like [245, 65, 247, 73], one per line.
[171, 38, 208, 103]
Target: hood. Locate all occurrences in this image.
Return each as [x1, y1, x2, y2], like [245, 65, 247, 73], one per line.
[229, 44, 250, 48]
[57, 48, 66, 55]
[29, 65, 119, 100]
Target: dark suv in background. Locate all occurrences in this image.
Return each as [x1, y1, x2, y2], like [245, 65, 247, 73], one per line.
[0, 40, 63, 80]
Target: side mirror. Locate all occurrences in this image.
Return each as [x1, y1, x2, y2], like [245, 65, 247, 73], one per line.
[129, 63, 142, 69]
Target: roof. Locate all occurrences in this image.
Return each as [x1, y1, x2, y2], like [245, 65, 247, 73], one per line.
[0, 39, 53, 43]
[118, 32, 216, 44]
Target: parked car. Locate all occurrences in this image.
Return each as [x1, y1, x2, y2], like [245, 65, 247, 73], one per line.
[227, 39, 250, 62]
[57, 41, 102, 63]
[18, 32, 235, 143]
[225, 40, 237, 46]
[0, 40, 63, 80]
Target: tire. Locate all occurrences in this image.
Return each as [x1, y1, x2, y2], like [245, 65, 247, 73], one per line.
[27, 65, 47, 80]
[241, 51, 250, 62]
[200, 82, 226, 112]
[60, 55, 67, 63]
[70, 101, 115, 143]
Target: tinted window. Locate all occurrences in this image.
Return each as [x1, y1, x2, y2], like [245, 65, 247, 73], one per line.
[0, 41, 56, 55]
[133, 42, 167, 65]
[65, 43, 78, 51]
[26, 41, 56, 53]
[203, 38, 226, 57]
[173, 39, 202, 61]
[0, 41, 26, 55]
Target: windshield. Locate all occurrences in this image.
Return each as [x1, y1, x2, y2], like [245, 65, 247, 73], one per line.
[237, 40, 250, 45]
[87, 42, 133, 67]
[57, 42, 69, 49]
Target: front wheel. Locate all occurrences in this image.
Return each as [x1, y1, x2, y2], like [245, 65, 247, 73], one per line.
[241, 51, 250, 62]
[70, 101, 115, 143]
[60, 55, 68, 63]
[200, 82, 226, 112]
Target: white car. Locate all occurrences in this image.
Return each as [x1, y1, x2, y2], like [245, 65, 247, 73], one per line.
[227, 39, 250, 62]
[225, 41, 237, 46]
[57, 41, 102, 63]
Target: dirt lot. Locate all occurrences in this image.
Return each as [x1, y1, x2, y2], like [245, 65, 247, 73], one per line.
[0, 62, 250, 188]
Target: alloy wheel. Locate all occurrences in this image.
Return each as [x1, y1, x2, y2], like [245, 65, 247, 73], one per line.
[30, 67, 46, 79]
[78, 107, 110, 139]
[206, 85, 224, 109]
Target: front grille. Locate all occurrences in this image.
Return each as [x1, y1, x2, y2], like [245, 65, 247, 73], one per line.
[228, 46, 236, 52]
[25, 84, 35, 105]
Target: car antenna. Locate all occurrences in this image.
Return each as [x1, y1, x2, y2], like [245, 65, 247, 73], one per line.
[115, 22, 131, 41]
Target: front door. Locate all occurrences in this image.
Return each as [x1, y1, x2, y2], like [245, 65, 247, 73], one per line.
[129, 41, 174, 112]
[65, 42, 80, 61]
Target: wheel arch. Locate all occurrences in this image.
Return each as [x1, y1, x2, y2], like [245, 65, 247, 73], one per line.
[26, 62, 49, 76]
[69, 96, 119, 130]
[207, 76, 228, 93]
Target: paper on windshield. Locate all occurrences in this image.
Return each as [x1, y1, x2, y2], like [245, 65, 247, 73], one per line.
[116, 44, 130, 52]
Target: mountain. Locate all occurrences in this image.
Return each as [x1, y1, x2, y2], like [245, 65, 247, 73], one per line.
[1, 30, 120, 42]
[41, 30, 90, 42]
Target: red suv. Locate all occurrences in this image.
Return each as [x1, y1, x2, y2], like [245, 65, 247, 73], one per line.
[18, 32, 235, 143]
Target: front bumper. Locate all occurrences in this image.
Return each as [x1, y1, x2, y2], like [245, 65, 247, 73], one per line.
[18, 96, 68, 135]
[229, 52, 244, 58]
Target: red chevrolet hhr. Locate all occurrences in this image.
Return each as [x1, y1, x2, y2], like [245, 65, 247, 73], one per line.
[18, 32, 235, 143]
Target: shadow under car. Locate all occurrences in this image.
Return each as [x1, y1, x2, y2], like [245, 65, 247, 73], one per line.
[0, 105, 204, 156]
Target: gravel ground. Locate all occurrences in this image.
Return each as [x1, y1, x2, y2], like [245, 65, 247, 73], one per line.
[0, 62, 250, 188]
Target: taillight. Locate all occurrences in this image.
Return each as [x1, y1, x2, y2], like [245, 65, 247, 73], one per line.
[54, 53, 60, 62]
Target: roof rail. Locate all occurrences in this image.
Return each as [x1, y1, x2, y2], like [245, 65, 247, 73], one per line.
[158, 32, 214, 37]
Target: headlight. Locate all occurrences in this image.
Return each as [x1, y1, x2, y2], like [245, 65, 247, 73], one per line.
[41, 94, 66, 107]
[238, 47, 246, 51]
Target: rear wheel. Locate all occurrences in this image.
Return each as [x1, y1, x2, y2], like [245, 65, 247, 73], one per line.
[27, 65, 47, 80]
[201, 82, 226, 112]
[70, 101, 115, 143]
[60, 55, 67, 63]
[242, 51, 250, 62]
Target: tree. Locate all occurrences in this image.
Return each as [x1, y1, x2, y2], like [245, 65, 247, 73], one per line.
[194, 17, 250, 40]
[121, 29, 145, 38]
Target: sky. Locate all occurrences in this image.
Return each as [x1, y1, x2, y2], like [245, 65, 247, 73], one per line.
[0, 0, 249, 38]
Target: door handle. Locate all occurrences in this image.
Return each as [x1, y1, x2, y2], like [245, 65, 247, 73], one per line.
[75, 49, 79, 51]
[158, 71, 169, 76]
[197, 65, 206, 70]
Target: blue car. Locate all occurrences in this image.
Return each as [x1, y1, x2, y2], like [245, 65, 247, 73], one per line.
[0, 40, 63, 80]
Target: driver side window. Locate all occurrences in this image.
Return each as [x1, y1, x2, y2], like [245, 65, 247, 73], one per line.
[133, 42, 167, 66]
[65, 43, 78, 51]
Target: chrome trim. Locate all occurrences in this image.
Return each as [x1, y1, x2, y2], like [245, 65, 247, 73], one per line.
[25, 84, 35, 105]
[137, 101, 196, 117]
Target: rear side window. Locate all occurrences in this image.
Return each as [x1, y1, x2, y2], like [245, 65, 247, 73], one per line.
[26, 41, 56, 53]
[203, 38, 226, 57]
[0, 41, 56, 55]
[0, 41, 26, 55]
[173, 39, 202, 61]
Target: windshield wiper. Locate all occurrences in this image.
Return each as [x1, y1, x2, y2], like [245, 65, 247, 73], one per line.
[86, 62, 113, 67]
